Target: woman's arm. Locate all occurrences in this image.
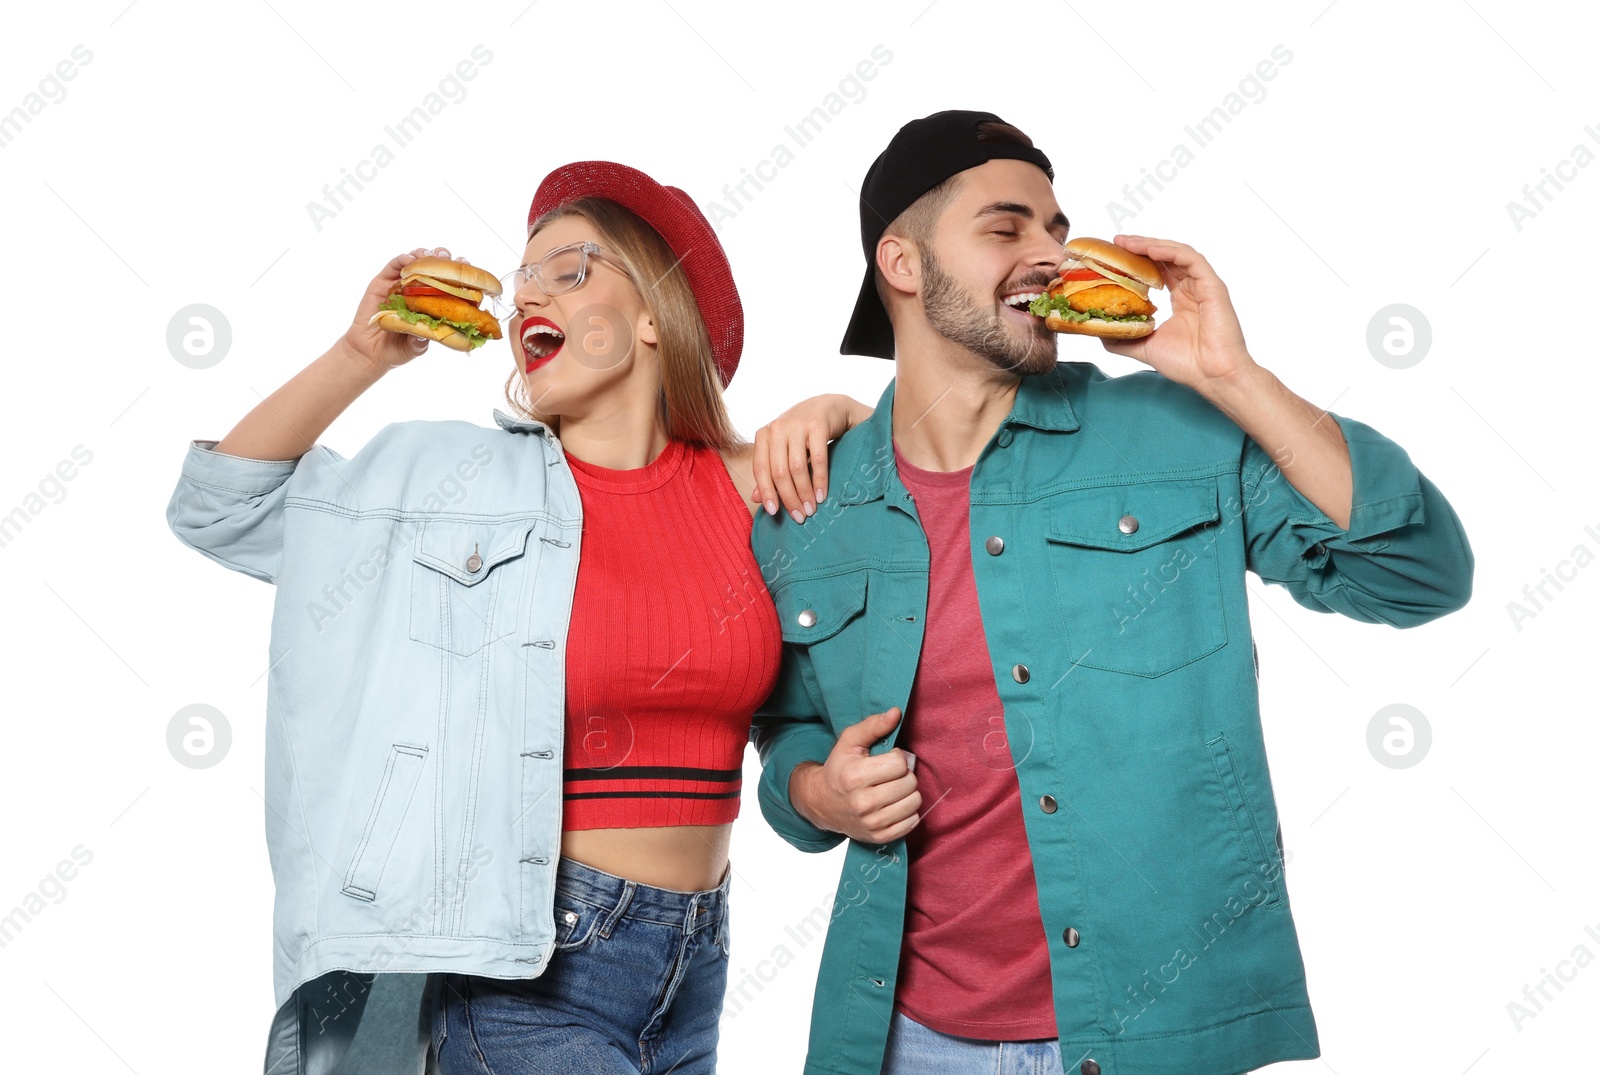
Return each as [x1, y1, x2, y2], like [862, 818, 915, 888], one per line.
[747, 394, 874, 522]
[212, 248, 450, 460]
[214, 344, 387, 460]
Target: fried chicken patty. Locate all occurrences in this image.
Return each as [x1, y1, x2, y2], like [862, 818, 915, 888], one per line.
[403, 293, 503, 339]
[1060, 284, 1157, 318]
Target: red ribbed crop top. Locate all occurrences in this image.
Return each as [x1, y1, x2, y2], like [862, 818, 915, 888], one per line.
[560, 436, 781, 829]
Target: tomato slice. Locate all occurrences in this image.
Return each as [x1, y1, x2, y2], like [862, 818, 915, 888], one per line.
[401, 285, 448, 297]
[1058, 268, 1102, 282]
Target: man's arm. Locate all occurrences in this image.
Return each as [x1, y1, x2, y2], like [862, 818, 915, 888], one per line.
[750, 643, 850, 854]
[750, 644, 923, 849]
[1199, 363, 1353, 529]
[1236, 407, 1473, 625]
[1095, 233, 1472, 624]
[1099, 234, 1353, 528]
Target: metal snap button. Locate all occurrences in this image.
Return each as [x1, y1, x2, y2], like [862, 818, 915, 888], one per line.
[563, 911, 577, 925]
[1081, 1059, 1100, 1075]
[1011, 663, 1030, 684]
[1063, 926, 1080, 947]
[466, 543, 483, 573]
[985, 535, 1005, 556]
[797, 608, 817, 628]
[1118, 514, 1139, 535]
[1039, 795, 1057, 814]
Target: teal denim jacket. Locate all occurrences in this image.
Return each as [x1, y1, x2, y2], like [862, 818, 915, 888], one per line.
[749, 362, 1473, 1075]
[166, 409, 585, 1075]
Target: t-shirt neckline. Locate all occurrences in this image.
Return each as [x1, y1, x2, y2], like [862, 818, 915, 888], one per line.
[893, 439, 973, 488]
[565, 437, 688, 494]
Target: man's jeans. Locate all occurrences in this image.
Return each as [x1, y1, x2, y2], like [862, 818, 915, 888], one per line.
[880, 1008, 1064, 1075]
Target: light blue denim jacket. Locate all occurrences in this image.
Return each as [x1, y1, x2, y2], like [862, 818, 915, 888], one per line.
[166, 408, 586, 1075]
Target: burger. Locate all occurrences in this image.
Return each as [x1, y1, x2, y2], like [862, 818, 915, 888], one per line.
[369, 256, 504, 351]
[1027, 237, 1165, 339]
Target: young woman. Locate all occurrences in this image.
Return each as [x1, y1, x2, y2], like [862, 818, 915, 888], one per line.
[166, 161, 870, 1074]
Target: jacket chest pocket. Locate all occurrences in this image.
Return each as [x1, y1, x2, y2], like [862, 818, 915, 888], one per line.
[409, 518, 542, 657]
[1043, 476, 1226, 678]
[771, 574, 870, 709]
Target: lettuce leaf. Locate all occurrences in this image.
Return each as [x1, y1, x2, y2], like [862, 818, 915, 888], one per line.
[1027, 293, 1151, 323]
[378, 295, 492, 349]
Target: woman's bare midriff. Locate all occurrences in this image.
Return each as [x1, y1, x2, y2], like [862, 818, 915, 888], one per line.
[560, 823, 732, 892]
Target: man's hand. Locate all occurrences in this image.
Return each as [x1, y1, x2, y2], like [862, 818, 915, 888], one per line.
[1104, 235, 1356, 529]
[1097, 234, 1256, 392]
[790, 707, 920, 844]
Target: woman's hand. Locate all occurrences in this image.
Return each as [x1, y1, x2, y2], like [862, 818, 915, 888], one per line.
[751, 394, 874, 522]
[338, 246, 471, 374]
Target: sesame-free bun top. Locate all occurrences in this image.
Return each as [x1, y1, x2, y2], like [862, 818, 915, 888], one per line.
[402, 256, 502, 296]
[1061, 237, 1164, 289]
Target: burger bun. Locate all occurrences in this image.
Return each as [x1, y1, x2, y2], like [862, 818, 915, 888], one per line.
[1044, 312, 1156, 339]
[369, 309, 477, 352]
[1060, 237, 1164, 289]
[402, 256, 502, 296]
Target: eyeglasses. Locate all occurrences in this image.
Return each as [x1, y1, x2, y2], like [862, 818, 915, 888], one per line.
[489, 241, 631, 320]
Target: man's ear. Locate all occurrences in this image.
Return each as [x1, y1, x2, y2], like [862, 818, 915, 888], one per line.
[876, 235, 919, 298]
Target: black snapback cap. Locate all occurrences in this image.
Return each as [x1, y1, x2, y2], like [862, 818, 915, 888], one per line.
[840, 110, 1054, 359]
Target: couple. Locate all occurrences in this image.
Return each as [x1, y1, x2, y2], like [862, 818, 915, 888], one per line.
[166, 109, 1474, 1075]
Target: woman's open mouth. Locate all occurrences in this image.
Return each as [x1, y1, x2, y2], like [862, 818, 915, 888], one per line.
[521, 316, 565, 371]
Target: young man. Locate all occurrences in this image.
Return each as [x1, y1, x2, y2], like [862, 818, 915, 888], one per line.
[749, 110, 1473, 1075]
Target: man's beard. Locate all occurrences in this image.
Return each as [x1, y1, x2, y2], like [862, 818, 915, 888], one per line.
[920, 245, 1057, 375]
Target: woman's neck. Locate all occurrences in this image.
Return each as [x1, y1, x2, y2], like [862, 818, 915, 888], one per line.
[554, 402, 670, 471]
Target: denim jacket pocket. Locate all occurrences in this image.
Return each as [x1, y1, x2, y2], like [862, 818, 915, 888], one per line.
[409, 517, 541, 657]
[771, 574, 869, 645]
[342, 742, 428, 902]
[770, 574, 870, 715]
[1205, 732, 1284, 910]
[1044, 476, 1227, 678]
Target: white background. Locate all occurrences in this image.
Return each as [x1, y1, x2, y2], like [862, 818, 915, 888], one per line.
[1, 0, 1596, 1071]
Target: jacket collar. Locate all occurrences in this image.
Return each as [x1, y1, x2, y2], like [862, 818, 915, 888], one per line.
[843, 364, 1081, 504]
[493, 407, 557, 441]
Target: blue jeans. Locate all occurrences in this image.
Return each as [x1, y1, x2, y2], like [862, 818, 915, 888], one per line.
[880, 1008, 1063, 1075]
[433, 856, 731, 1074]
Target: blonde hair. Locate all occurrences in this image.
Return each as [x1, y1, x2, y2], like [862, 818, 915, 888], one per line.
[504, 196, 742, 450]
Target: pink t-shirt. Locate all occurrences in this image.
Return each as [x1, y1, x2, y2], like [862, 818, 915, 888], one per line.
[890, 441, 1057, 1040]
